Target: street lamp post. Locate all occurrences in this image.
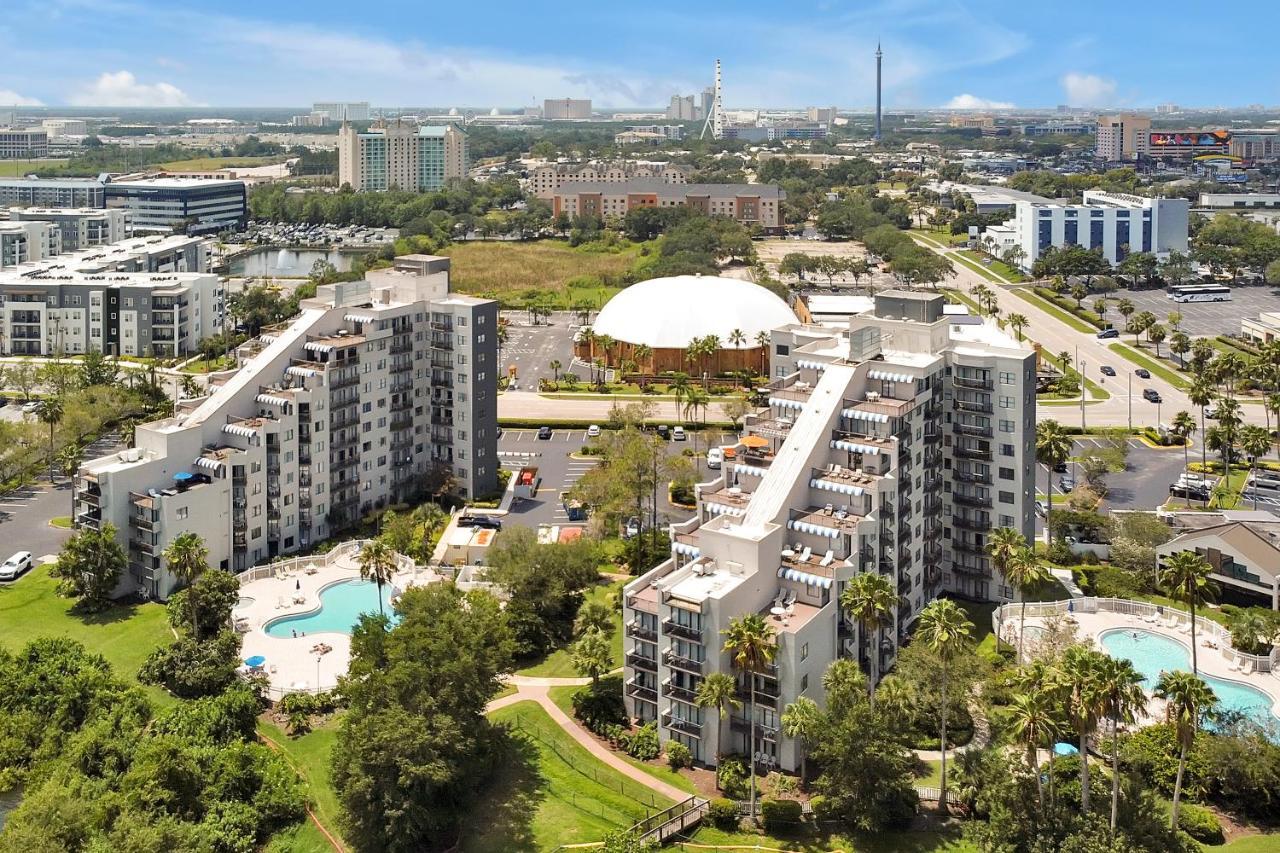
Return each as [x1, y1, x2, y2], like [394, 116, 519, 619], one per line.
[315, 656, 321, 695]
[1127, 372, 1133, 433]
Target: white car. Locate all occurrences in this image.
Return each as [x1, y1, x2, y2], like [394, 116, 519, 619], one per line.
[21, 401, 40, 414]
[587, 424, 601, 438]
[672, 426, 687, 441]
[706, 448, 724, 469]
[0, 551, 33, 581]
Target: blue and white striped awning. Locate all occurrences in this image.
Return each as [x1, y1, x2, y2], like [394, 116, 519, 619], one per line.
[259, 334, 276, 343]
[810, 477, 865, 496]
[841, 407, 890, 423]
[672, 541, 701, 557]
[768, 396, 805, 411]
[735, 464, 768, 478]
[777, 565, 834, 589]
[256, 393, 290, 407]
[222, 423, 258, 439]
[868, 369, 913, 383]
[705, 502, 746, 518]
[796, 359, 828, 371]
[304, 341, 334, 354]
[830, 439, 882, 455]
[286, 366, 319, 379]
[787, 519, 842, 539]
[192, 456, 223, 473]
[344, 313, 376, 325]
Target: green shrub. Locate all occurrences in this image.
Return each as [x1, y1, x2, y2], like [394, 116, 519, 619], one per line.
[626, 722, 660, 760]
[707, 798, 740, 830]
[1177, 804, 1223, 844]
[572, 686, 627, 730]
[808, 794, 833, 821]
[761, 798, 803, 833]
[1120, 723, 1208, 798]
[717, 755, 749, 800]
[665, 740, 693, 769]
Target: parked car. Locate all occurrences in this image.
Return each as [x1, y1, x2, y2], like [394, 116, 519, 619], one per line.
[21, 401, 40, 414]
[623, 516, 641, 539]
[1100, 365, 1116, 377]
[1052, 461, 1069, 473]
[1205, 405, 1219, 419]
[1034, 500, 1048, 518]
[0, 551, 33, 581]
[1134, 368, 1151, 379]
[1143, 388, 1162, 403]
[1059, 476, 1076, 492]
[655, 425, 670, 440]
[706, 448, 724, 469]
[672, 426, 687, 441]
[458, 515, 502, 531]
[1169, 483, 1210, 500]
[537, 426, 553, 440]
[1096, 328, 1120, 339]
[586, 424, 601, 438]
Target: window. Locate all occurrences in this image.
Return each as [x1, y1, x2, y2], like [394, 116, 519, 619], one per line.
[999, 396, 1014, 409]
[999, 420, 1014, 433]
[1000, 514, 1015, 527]
[1001, 444, 1015, 457]
[800, 673, 809, 692]
[800, 643, 809, 661]
[999, 371, 1015, 385]
[999, 467, 1014, 480]
[176, 507, 189, 520]
[775, 344, 789, 356]
[999, 491, 1014, 504]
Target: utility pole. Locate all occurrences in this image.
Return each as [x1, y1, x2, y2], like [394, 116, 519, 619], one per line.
[1127, 371, 1132, 433]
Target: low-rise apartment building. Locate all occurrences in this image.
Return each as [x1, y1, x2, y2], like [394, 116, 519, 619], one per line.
[75, 254, 499, 600]
[9, 207, 129, 249]
[0, 221, 60, 268]
[622, 291, 1035, 769]
[1157, 510, 1280, 610]
[551, 180, 785, 231]
[0, 178, 106, 208]
[528, 161, 691, 200]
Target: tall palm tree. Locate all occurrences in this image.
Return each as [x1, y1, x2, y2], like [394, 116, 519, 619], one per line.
[37, 397, 64, 483]
[722, 613, 776, 823]
[780, 696, 822, 787]
[549, 359, 562, 387]
[986, 527, 1027, 652]
[669, 371, 691, 422]
[1008, 687, 1060, 812]
[754, 331, 769, 375]
[1187, 379, 1216, 507]
[1007, 313, 1029, 341]
[1160, 551, 1216, 674]
[1005, 546, 1049, 662]
[163, 532, 209, 637]
[633, 344, 653, 374]
[356, 539, 397, 619]
[1060, 645, 1107, 815]
[574, 598, 614, 637]
[1035, 420, 1072, 548]
[914, 599, 973, 813]
[728, 328, 747, 353]
[1012, 660, 1066, 811]
[1171, 411, 1197, 509]
[694, 671, 740, 767]
[1155, 671, 1218, 831]
[684, 386, 710, 470]
[1096, 656, 1146, 837]
[839, 572, 898, 706]
[1241, 425, 1273, 510]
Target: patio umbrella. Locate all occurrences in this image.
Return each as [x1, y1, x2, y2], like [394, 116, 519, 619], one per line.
[741, 435, 769, 449]
[243, 655, 266, 668]
[1053, 742, 1079, 757]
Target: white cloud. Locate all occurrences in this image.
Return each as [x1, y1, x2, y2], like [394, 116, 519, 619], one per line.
[0, 89, 43, 106]
[1061, 72, 1117, 107]
[944, 93, 1014, 110]
[69, 71, 198, 107]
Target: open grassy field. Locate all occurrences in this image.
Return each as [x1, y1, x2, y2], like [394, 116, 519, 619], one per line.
[683, 825, 979, 852]
[0, 563, 174, 703]
[0, 158, 70, 176]
[517, 577, 626, 678]
[157, 155, 285, 171]
[259, 719, 345, 852]
[1012, 288, 1097, 334]
[469, 701, 673, 851]
[442, 240, 639, 308]
[1106, 342, 1193, 390]
[956, 249, 1026, 283]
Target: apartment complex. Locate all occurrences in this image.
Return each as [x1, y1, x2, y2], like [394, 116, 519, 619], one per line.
[528, 161, 691, 200]
[0, 221, 60, 268]
[9, 208, 128, 249]
[0, 128, 49, 159]
[337, 121, 468, 192]
[622, 292, 1036, 768]
[314, 101, 370, 122]
[75, 255, 499, 600]
[1095, 113, 1151, 161]
[551, 180, 785, 231]
[667, 90, 714, 122]
[105, 178, 247, 235]
[543, 98, 592, 120]
[1005, 190, 1190, 269]
[0, 178, 106, 208]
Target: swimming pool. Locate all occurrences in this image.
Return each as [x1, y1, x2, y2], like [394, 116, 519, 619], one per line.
[264, 579, 398, 638]
[1099, 629, 1279, 729]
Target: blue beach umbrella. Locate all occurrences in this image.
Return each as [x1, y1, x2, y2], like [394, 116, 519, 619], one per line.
[1053, 742, 1079, 757]
[244, 655, 266, 668]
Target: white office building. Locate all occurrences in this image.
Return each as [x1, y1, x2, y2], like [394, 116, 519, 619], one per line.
[75, 254, 499, 600]
[1001, 191, 1189, 270]
[622, 291, 1036, 769]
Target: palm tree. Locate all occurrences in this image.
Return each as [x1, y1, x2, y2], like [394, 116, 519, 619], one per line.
[37, 397, 64, 483]
[839, 572, 898, 706]
[669, 371, 691, 422]
[1241, 425, 1273, 510]
[1155, 671, 1218, 831]
[1096, 656, 1146, 837]
[780, 696, 822, 787]
[1160, 551, 1216, 674]
[914, 599, 973, 813]
[1171, 411, 1197, 509]
[728, 328, 747, 354]
[356, 539, 397, 619]
[1035, 420, 1072, 548]
[633, 344, 653, 374]
[596, 334, 616, 369]
[1060, 645, 1106, 815]
[574, 598, 614, 637]
[549, 359, 562, 387]
[1187, 380, 1216, 507]
[570, 628, 613, 688]
[722, 613, 776, 823]
[1007, 313, 1029, 341]
[754, 331, 769, 374]
[57, 444, 82, 520]
[163, 532, 209, 637]
[1116, 298, 1135, 328]
[1005, 546, 1049, 662]
[986, 526, 1026, 651]
[694, 672, 741, 767]
[1008, 687, 1060, 812]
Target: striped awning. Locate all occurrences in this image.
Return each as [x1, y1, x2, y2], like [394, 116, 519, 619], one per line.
[810, 478, 865, 496]
[259, 334, 276, 343]
[705, 502, 746, 518]
[839, 407, 890, 422]
[222, 423, 258, 439]
[303, 341, 334, 354]
[344, 313, 376, 325]
[868, 369, 913, 383]
[776, 565, 834, 589]
[672, 541, 701, 557]
[830, 439, 882, 455]
[256, 393, 290, 407]
[796, 359, 828, 371]
[768, 397, 805, 411]
[787, 519, 842, 539]
[286, 366, 319, 378]
[735, 464, 768, 478]
[192, 456, 223, 473]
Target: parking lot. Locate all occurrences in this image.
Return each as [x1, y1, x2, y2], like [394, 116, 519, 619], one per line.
[1112, 286, 1278, 337]
[500, 311, 579, 391]
[1035, 436, 1190, 523]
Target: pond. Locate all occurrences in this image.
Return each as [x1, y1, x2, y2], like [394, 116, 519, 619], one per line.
[228, 248, 355, 278]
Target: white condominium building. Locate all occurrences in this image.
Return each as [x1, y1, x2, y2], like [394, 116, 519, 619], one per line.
[9, 208, 129, 249]
[75, 255, 499, 600]
[622, 291, 1036, 770]
[1005, 190, 1190, 270]
[0, 221, 60, 268]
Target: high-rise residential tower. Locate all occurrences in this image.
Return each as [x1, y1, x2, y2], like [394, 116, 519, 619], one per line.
[337, 120, 468, 192]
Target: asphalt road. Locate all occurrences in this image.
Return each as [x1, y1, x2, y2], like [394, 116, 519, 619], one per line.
[500, 311, 579, 391]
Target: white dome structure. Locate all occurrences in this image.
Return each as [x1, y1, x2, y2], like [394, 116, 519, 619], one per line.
[592, 275, 797, 350]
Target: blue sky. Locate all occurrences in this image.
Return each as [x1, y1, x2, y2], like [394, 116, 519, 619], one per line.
[2, 0, 1275, 110]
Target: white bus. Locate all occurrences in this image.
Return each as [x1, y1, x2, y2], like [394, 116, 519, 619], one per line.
[1167, 284, 1232, 303]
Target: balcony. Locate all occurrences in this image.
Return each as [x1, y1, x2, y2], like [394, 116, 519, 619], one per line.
[952, 514, 989, 532]
[954, 398, 993, 414]
[953, 375, 993, 390]
[952, 491, 992, 508]
[661, 713, 703, 738]
[953, 470, 992, 485]
[627, 620, 658, 643]
[663, 679, 699, 704]
[626, 653, 658, 673]
[954, 443, 992, 460]
[953, 422, 994, 438]
[953, 539, 986, 555]
[662, 620, 703, 643]
[952, 562, 992, 578]
[729, 715, 778, 739]
[662, 649, 704, 675]
[626, 679, 658, 703]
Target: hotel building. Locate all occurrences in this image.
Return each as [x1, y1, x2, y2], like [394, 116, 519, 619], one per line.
[1005, 190, 1190, 270]
[528, 162, 691, 200]
[337, 121, 468, 192]
[104, 178, 247, 236]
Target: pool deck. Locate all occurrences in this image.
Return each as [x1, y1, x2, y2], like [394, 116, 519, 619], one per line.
[1017, 609, 1280, 721]
[234, 554, 443, 695]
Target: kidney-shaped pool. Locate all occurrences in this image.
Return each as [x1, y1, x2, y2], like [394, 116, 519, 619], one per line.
[264, 579, 398, 638]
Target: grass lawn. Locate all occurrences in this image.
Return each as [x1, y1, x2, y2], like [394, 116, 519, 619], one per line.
[915, 758, 944, 788]
[951, 250, 1009, 284]
[259, 719, 344, 849]
[264, 822, 336, 853]
[1038, 349, 1111, 401]
[0, 563, 174, 704]
[469, 701, 673, 851]
[941, 287, 984, 315]
[517, 578, 626, 678]
[1106, 343, 1193, 391]
[909, 229, 969, 248]
[442, 240, 639, 309]
[956, 250, 1026, 283]
[951, 599, 998, 659]
[49, 515, 73, 528]
[157, 155, 285, 171]
[1219, 834, 1280, 851]
[181, 355, 236, 374]
[683, 825, 978, 852]
[0, 158, 70, 176]
[1011, 288, 1097, 335]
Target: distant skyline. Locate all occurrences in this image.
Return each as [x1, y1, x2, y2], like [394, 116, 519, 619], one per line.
[2, 0, 1277, 111]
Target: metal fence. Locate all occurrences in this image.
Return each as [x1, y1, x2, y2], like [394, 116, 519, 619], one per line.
[237, 539, 416, 588]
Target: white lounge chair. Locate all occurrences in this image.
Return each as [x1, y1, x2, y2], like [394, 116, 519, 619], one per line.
[1243, 661, 1255, 676]
[785, 589, 797, 606]
[1228, 658, 1242, 672]
[819, 550, 834, 567]
[800, 546, 812, 562]
[1164, 615, 1179, 629]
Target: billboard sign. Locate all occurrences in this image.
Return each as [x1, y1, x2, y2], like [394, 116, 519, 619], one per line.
[1215, 173, 1248, 184]
[1149, 130, 1231, 147]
